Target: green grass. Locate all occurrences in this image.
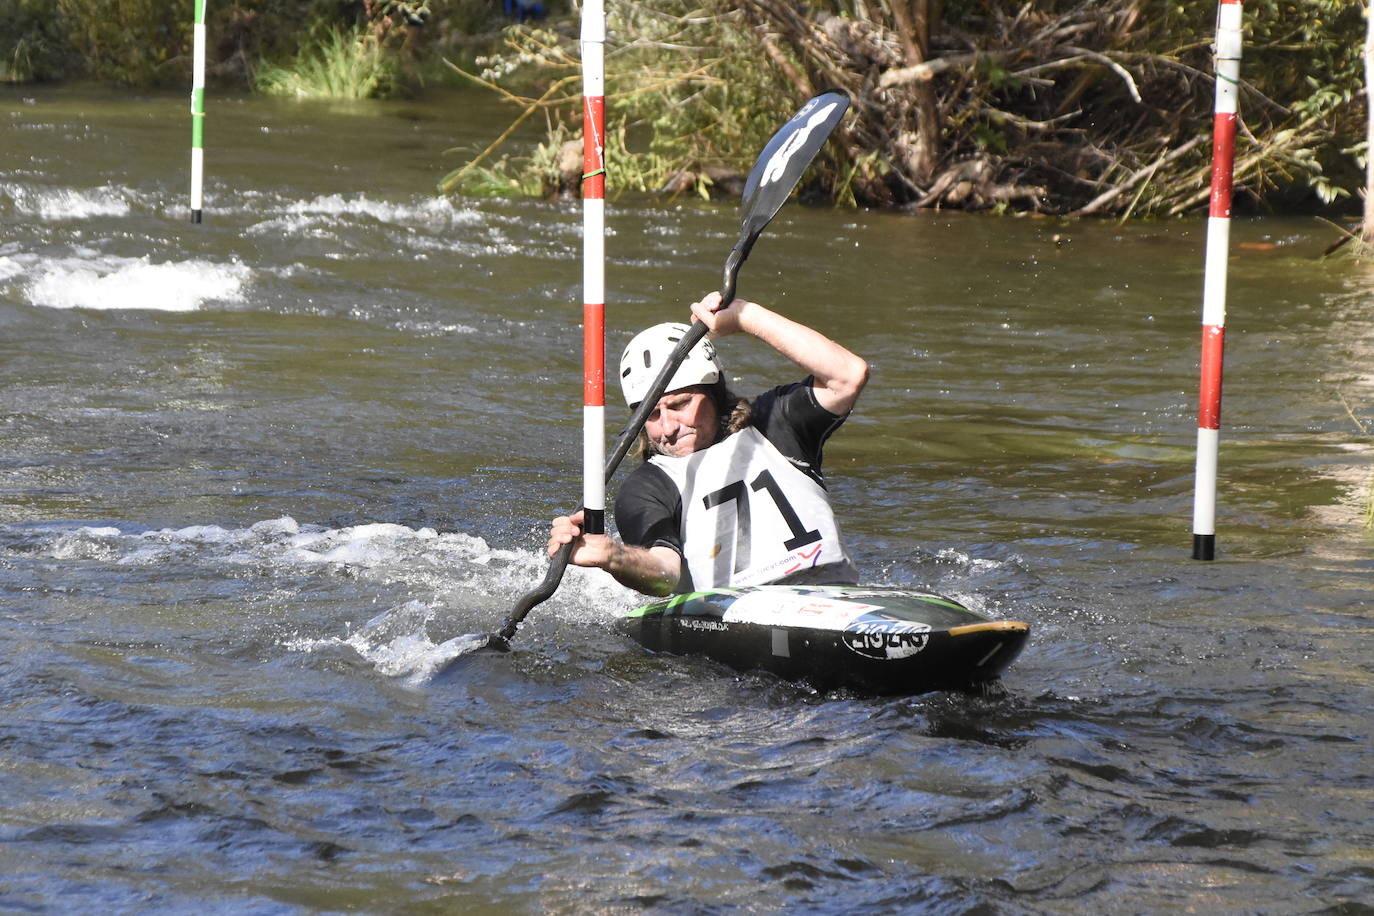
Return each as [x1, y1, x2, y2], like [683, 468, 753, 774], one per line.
[254, 27, 397, 100]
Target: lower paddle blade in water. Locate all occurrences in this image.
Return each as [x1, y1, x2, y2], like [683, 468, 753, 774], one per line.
[437, 632, 508, 660]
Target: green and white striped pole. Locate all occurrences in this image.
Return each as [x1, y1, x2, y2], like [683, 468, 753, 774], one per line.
[190, 0, 207, 223]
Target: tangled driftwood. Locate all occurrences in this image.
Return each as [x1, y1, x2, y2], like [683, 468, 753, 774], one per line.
[443, 1, 1278, 218]
[740, 0, 1217, 216]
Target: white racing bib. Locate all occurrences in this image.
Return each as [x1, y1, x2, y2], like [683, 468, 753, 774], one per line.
[649, 427, 853, 589]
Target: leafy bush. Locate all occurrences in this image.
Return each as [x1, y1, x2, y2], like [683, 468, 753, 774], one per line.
[57, 0, 188, 87]
[3, 0, 466, 91]
[440, 2, 804, 199]
[0, 0, 76, 82]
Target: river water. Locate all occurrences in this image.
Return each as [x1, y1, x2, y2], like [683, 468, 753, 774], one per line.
[2, 85, 1371, 912]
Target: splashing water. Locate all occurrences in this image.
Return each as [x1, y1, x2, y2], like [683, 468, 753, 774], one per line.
[22, 254, 251, 311]
[283, 599, 493, 684]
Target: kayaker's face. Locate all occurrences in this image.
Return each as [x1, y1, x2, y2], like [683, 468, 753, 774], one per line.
[645, 387, 718, 457]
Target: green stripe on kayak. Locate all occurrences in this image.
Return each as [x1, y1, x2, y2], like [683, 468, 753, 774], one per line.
[624, 588, 741, 618]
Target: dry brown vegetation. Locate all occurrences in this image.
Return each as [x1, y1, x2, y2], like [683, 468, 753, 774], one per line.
[445, 0, 1365, 219]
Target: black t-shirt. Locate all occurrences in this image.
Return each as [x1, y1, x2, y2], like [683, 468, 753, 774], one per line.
[614, 379, 848, 556]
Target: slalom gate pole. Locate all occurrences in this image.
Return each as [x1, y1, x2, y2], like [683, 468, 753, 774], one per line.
[1192, 0, 1243, 561]
[190, 0, 207, 223]
[581, 0, 608, 535]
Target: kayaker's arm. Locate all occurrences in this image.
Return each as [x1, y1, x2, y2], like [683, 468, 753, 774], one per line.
[549, 510, 681, 596]
[690, 292, 869, 416]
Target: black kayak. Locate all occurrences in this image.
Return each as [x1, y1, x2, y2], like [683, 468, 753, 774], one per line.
[618, 584, 1029, 696]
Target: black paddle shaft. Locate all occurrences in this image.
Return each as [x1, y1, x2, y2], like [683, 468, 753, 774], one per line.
[485, 90, 850, 650]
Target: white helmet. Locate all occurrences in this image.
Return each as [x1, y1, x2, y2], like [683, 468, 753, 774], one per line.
[619, 322, 725, 407]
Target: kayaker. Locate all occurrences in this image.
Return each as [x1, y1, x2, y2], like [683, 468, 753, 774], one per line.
[548, 291, 868, 596]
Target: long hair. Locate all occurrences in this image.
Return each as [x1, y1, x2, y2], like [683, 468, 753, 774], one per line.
[633, 380, 752, 459]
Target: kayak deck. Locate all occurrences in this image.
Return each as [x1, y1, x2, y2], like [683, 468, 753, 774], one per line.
[618, 584, 1029, 696]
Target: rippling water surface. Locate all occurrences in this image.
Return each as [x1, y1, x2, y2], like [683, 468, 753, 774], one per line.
[2, 85, 1371, 913]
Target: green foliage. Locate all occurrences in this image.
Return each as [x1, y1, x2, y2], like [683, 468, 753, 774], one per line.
[446, 1, 807, 199]
[1127, 0, 1367, 213]
[604, 2, 797, 180]
[249, 0, 438, 98]
[56, 0, 188, 87]
[442, 118, 570, 197]
[0, 0, 75, 82]
[2, 0, 483, 89]
[440, 114, 680, 199]
[254, 26, 398, 99]
[4, 0, 1369, 215]
[1220, 0, 1364, 209]
[971, 119, 1009, 155]
[199, 1, 360, 86]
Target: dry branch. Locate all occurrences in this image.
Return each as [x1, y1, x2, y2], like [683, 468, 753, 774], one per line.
[1073, 135, 1205, 216]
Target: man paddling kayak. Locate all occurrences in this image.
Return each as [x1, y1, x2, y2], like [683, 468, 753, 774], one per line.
[548, 291, 868, 596]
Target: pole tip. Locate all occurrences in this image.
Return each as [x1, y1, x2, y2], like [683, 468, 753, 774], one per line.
[1191, 533, 1216, 561]
[191, 210, 203, 224]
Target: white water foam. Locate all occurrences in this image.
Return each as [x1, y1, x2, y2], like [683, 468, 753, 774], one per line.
[282, 599, 493, 684]
[76, 516, 531, 577]
[1, 182, 134, 220]
[247, 192, 483, 235]
[21, 253, 251, 311]
[30, 517, 633, 682]
[393, 319, 479, 337]
[293, 192, 480, 224]
[934, 547, 1005, 574]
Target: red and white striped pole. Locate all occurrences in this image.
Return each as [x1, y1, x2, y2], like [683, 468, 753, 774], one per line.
[581, 0, 608, 536]
[1192, 0, 1243, 561]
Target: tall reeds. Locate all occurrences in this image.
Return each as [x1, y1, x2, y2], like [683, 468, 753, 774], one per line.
[254, 27, 396, 100]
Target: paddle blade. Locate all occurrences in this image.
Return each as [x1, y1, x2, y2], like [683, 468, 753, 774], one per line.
[738, 90, 849, 243]
[432, 631, 511, 677]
